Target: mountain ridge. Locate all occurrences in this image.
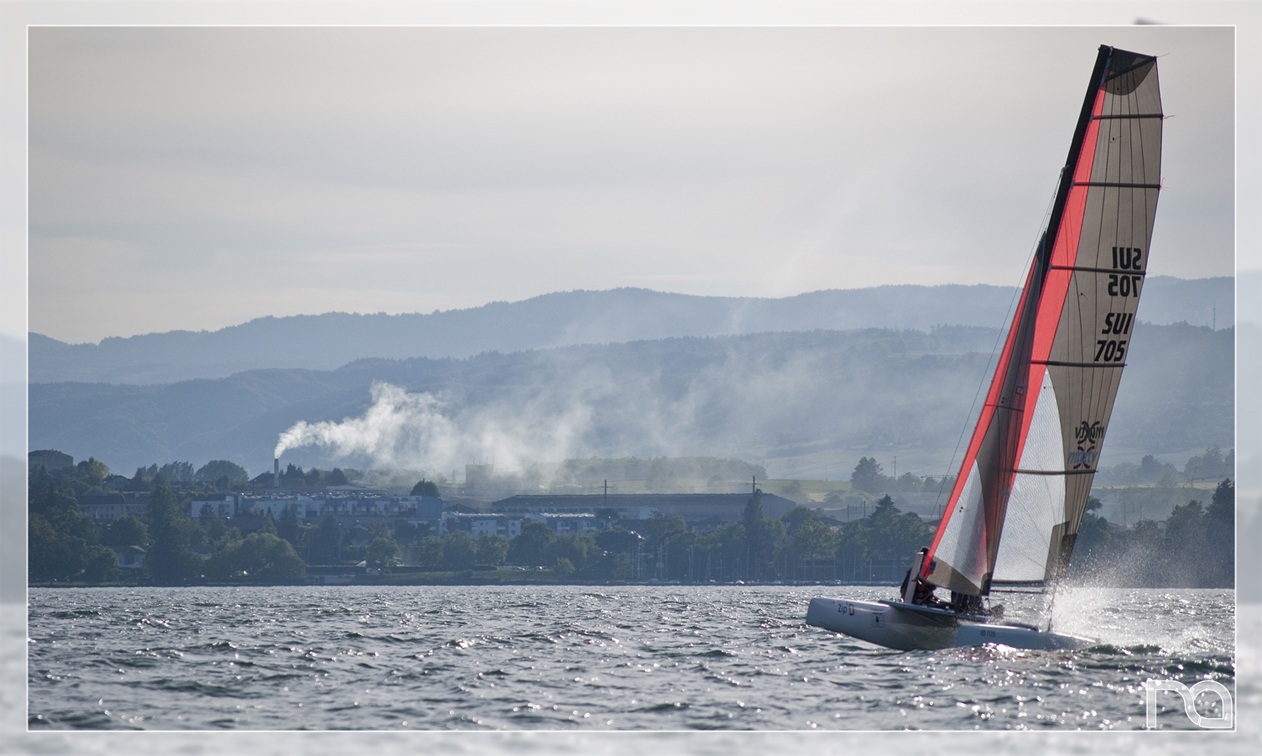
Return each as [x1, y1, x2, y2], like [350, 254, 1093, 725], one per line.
[30, 277, 1233, 385]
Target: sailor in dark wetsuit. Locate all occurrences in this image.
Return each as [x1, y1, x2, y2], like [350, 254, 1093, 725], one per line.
[899, 547, 941, 606]
[949, 591, 986, 615]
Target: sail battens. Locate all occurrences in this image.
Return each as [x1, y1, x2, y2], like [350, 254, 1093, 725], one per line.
[1071, 181, 1161, 188]
[1012, 469, 1098, 476]
[1092, 113, 1163, 119]
[1049, 265, 1147, 275]
[1031, 360, 1126, 368]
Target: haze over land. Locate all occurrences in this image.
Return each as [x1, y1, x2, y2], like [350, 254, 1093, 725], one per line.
[28, 281, 1233, 483]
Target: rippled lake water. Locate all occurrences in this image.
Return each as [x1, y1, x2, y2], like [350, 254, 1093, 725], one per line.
[23, 584, 1235, 733]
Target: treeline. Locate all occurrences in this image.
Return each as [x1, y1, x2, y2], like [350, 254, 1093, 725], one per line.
[301, 489, 932, 584]
[1092, 446, 1234, 487]
[29, 455, 1236, 589]
[30, 462, 306, 585]
[69, 457, 367, 495]
[1070, 478, 1235, 588]
[839, 456, 955, 496]
[29, 455, 936, 586]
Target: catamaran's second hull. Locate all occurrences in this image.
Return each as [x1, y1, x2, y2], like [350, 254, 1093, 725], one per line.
[805, 597, 1090, 652]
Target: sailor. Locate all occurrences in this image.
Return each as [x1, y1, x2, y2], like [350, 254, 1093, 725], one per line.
[899, 547, 939, 606]
[949, 591, 986, 615]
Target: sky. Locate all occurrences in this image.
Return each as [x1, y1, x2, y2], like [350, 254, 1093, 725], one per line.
[10, 18, 1245, 344]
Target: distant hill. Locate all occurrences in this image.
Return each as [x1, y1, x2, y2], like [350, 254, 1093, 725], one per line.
[28, 277, 1232, 385]
[28, 323, 1233, 480]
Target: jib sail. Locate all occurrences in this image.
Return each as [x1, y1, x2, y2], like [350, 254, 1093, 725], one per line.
[924, 46, 1162, 595]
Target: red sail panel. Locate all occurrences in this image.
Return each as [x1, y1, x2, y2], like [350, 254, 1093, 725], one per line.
[1014, 88, 1106, 474]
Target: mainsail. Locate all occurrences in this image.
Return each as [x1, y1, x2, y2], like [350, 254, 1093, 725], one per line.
[924, 46, 1162, 596]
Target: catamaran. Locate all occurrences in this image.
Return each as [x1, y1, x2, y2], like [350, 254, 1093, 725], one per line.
[806, 45, 1162, 651]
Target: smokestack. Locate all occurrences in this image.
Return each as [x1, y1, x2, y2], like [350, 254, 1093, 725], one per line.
[274, 458, 279, 487]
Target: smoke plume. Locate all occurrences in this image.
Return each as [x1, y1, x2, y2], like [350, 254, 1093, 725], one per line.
[273, 380, 593, 474]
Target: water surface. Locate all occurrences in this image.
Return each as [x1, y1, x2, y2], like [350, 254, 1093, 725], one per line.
[25, 584, 1234, 731]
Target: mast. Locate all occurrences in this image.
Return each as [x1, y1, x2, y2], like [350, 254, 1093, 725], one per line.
[923, 46, 1162, 596]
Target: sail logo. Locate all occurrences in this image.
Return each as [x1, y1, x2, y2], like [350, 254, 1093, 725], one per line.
[1144, 679, 1233, 729]
[1069, 445, 1098, 470]
[1074, 421, 1104, 443]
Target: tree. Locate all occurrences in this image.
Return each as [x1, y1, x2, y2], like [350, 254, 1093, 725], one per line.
[1204, 478, 1234, 587]
[158, 461, 195, 484]
[714, 522, 746, 582]
[1137, 454, 1175, 483]
[1071, 496, 1114, 572]
[281, 463, 306, 486]
[743, 491, 768, 580]
[130, 467, 151, 492]
[553, 557, 575, 578]
[1164, 499, 1208, 586]
[596, 528, 641, 555]
[393, 520, 426, 547]
[415, 535, 444, 569]
[1183, 446, 1232, 483]
[28, 467, 98, 582]
[82, 545, 121, 583]
[851, 457, 887, 493]
[277, 504, 300, 547]
[29, 513, 85, 583]
[143, 484, 205, 585]
[865, 495, 930, 561]
[311, 515, 343, 564]
[410, 479, 440, 497]
[366, 536, 403, 571]
[208, 532, 306, 584]
[104, 514, 149, 549]
[195, 460, 249, 487]
[509, 522, 555, 567]
[327, 468, 350, 486]
[74, 458, 110, 493]
[549, 533, 597, 573]
[440, 531, 477, 571]
[896, 472, 922, 493]
[782, 507, 839, 580]
[475, 534, 510, 566]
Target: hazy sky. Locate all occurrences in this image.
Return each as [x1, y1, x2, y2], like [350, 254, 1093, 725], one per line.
[18, 23, 1239, 344]
[0, 3, 1254, 347]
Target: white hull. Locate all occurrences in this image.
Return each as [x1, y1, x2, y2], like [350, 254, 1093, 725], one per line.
[805, 597, 1091, 651]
